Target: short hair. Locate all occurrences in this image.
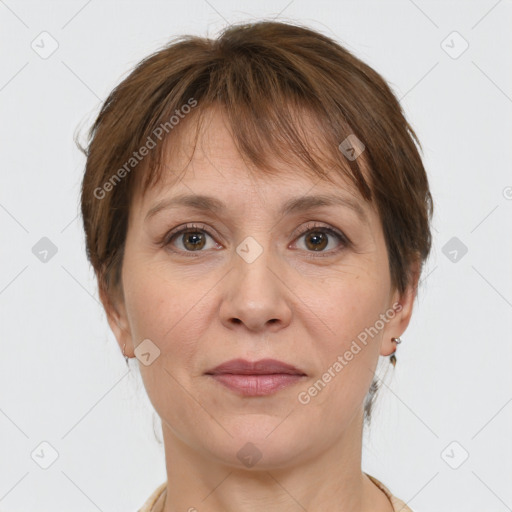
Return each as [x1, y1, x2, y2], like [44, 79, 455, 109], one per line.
[79, 20, 434, 426]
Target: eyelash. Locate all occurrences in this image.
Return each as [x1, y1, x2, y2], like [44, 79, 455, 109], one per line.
[161, 221, 350, 258]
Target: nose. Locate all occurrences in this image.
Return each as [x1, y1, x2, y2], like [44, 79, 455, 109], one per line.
[219, 241, 292, 333]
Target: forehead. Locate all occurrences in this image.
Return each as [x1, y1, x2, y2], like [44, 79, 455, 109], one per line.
[131, 106, 375, 223]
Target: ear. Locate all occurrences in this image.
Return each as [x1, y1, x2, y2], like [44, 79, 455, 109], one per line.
[98, 277, 134, 358]
[380, 257, 421, 357]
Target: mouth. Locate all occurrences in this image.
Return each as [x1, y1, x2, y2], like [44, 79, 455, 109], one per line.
[205, 358, 307, 396]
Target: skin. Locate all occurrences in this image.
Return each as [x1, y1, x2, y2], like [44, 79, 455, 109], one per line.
[102, 107, 419, 512]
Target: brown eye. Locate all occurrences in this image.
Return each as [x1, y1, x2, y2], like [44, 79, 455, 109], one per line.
[304, 231, 328, 251]
[294, 224, 347, 255]
[181, 230, 206, 251]
[164, 223, 219, 254]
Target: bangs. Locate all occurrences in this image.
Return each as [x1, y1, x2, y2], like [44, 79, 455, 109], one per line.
[129, 36, 374, 202]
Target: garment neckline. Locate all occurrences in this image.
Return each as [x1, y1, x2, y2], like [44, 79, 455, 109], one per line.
[143, 473, 409, 512]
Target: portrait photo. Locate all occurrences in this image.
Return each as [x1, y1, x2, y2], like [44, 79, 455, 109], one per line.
[1, 1, 511, 511]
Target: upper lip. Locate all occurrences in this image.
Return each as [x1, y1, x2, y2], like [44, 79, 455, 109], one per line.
[206, 358, 306, 376]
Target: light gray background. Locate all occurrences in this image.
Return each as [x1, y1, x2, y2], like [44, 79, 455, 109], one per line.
[1, 1, 511, 511]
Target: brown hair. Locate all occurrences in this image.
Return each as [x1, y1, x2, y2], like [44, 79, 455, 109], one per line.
[79, 20, 433, 425]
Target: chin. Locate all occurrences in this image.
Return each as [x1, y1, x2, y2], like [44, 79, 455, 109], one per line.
[204, 420, 307, 471]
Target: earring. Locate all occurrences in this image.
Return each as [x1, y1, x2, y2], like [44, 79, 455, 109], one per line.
[122, 343, 129, 366]
[389, 337, 402, 367]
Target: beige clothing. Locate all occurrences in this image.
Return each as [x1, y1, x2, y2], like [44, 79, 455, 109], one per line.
[138, 473, 413, 511]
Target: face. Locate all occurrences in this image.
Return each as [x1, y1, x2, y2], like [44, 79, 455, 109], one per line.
[106, 107, 416, 469]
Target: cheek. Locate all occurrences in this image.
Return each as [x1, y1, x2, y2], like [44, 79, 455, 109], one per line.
[315, 268, 388, 344]
[122, 263, 209, 418]
[303, 275, 387, 404]
[122, 258, 220, 390]
[123, 257, 203, 341]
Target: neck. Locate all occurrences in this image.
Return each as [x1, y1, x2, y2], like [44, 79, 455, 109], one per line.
[159, 409, 393, 512]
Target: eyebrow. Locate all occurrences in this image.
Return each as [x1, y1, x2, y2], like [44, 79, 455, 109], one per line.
[145, 193, 368, 223]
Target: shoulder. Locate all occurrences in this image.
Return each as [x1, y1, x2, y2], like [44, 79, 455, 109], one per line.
[366, 473, 416, 512]
[137, 481, 167, 512]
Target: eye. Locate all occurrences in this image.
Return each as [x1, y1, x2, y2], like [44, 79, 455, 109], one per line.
[292, 222, 348, 256]
[161, 221, 349, 257]
[163, 223, 220, 254]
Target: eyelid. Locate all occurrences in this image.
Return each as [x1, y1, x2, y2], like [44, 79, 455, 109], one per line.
[291, 221, 347, 242]
[162, 222, 218, 248]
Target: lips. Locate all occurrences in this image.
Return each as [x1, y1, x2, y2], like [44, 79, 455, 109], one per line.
[205, 358, 306, 376]
[205, 358, 307, 396]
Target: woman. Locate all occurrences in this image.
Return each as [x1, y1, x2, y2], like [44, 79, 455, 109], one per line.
[80, 20, 433, 512]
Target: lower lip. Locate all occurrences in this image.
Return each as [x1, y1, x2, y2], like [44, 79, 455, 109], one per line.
[208, 374, 305, 396]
